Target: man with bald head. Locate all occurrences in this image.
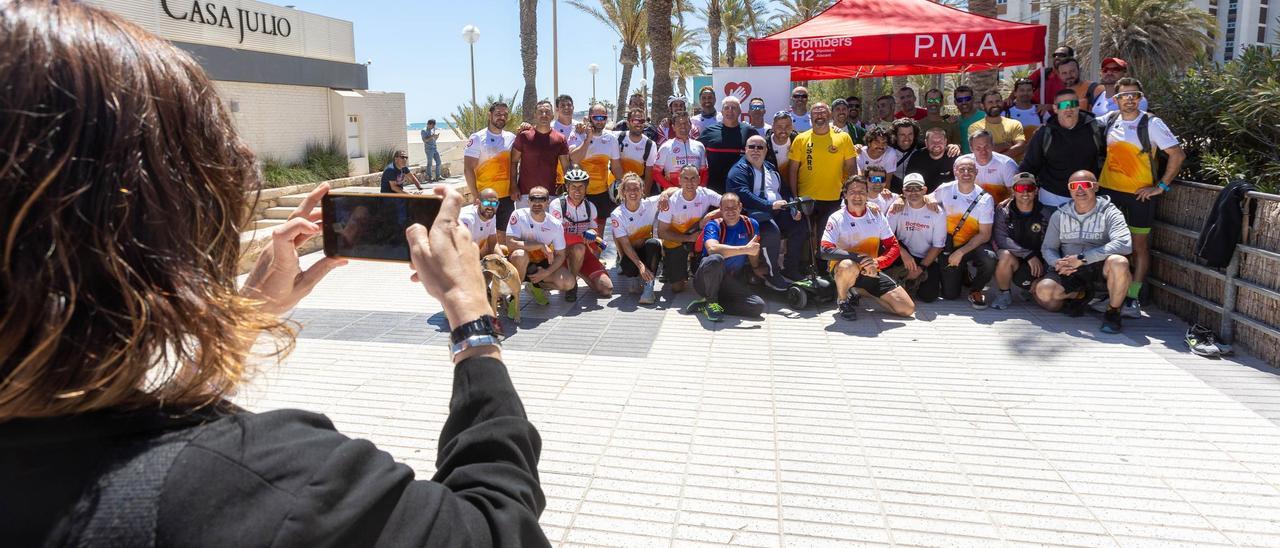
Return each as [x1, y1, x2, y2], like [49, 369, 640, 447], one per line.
[699, 95, 757, 194]
[1034, 170, 1132, 334]
[789, 102, 857, 266]
[789, 86, 812, 131]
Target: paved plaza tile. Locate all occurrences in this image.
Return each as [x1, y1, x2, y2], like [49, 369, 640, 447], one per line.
[237, 253, 1280, 547]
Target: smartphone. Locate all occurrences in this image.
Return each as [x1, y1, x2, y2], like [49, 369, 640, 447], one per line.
[322, 193, 441, 262]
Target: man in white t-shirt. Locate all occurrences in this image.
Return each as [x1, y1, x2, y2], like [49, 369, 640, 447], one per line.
[459, 188, 500, 256]
[656, 165, 722, 293]
[1091, 57, 1148, 117]
[857, 125, 899, 189]
[821, 175, 915, 321]
[887, 173, 946, 302]
[610, 173, 664, 304]
[548, 170, 613, 302]
[935, 156, 997, 308]
[864, 165, 897, 214]
[505, 185, 576, 306]
[616, 108, 658, 194]
[552, 94, 587, 148]
[691, 85, 723, 135]
[789, 86, 812, 131]
[958, 130, 1019, 205]
[653, 112, 709, 190]
[1005, 78, 1047, 161]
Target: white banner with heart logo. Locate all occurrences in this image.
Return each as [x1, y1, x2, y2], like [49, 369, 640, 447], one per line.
[710, 66, 793, 125]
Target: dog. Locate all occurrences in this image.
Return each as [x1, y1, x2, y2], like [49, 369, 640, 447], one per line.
[481, 253, 522, 322]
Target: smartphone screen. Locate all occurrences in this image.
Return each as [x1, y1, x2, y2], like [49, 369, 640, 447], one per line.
[322, 193, 441, 262]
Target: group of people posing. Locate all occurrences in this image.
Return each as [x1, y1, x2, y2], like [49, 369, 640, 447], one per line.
[427, 51, 1182, 333]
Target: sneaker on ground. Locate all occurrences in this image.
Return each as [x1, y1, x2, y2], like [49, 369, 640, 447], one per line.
[968, 290, 988, 310]
[685, 298, 708, 314]
[765, 275, 792, 292]
[1089, 296, 1109, 313]
[991, 291, 1012, 310]
[1100, 308, 1123, 334]
[506, 298, 519, 319]
[527, 282, 549, 306]
[639, 280, 656, 304]
[838, 298, 859, 321]
[702, 302, 725, 322]
[1122, 298, 1143, 318]
[565, 286, 579, 302]
[1063, 290, 1090, 317]
[1185, 325, 1222, 357]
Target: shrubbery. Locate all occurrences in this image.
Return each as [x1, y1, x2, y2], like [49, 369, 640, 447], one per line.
[261, 140, 349, 189]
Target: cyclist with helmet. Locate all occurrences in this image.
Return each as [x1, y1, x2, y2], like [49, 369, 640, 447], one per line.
[549, 168, 613, 302]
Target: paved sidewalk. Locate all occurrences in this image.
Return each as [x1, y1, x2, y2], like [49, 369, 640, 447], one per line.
[237, 253, 1280, 547]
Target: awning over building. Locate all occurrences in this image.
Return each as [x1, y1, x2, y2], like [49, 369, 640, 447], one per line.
[747, 0, 1047, 79]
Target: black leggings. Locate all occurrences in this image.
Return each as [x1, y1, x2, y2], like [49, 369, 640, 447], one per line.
[620, 238, 662, 277]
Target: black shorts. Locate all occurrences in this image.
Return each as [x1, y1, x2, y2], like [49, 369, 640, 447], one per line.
[1012, 257, 1038, 289]
[1100, 188, 1155, 230]
[496, 197, 516, 228]
[853, 271, 900, 298]
[1046, 261, 1105, 294]
[586, 192, 615, 220]
[523, 258, 550, 282]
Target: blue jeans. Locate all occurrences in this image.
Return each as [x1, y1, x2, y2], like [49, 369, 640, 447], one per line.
[423, 145, 441, 179]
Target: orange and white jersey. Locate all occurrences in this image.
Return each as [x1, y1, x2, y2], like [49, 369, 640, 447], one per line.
[609, 196, 660, 246]
[616, 131, 657, 177]
[577, 131, 620, 195]
[552, 119, 586, 148]
[932, 181, 994, 247]
[655, 187, 721, 248]
[548, 196, 598, 235]
[507, 208, 567, 263]
[458, 204, 497, 244]
[822, 206, 894, 258]
[958, 152, 1018, 204]
[463, 129, 516, 198]
[654, 138, 708, 183]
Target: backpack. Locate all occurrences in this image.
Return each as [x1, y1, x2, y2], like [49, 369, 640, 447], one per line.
[1038, 115, 1107, 161]
[1095, 111, 1169, 182]
[1085, 82, 1102, 106]
[695, 217, 756, 255]
[617, 132, 653, 165]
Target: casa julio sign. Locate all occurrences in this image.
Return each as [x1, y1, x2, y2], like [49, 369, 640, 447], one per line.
[160, 0, 292, 44]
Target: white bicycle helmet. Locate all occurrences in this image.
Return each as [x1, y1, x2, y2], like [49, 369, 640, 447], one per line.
[563, 167, 590, 186]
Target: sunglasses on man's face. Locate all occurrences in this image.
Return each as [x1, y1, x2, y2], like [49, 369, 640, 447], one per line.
[395, 155, 408, 160]
[849, 103, 861, 109]
[904, 185, 926, 192]
[1102, 65, 1125, 73]
[1067, 180, 1095, 191]
[1012, 184, 1037, 194]
[591, 115, 608, 121]
[1053, 52, 1070, 58]
[955, 96, 973, 103]
[529, 195, 549, 202]
[792, 93, 808, 99]
[1115, 91, 1144, 100]
[480, 199, 500, 208]
[745, 144, 767, 150]
[749, 105, 766, 111]
[869, 176, 885, 184]
[1056, 99, 1080, 110]
[925, 98, 943, 105]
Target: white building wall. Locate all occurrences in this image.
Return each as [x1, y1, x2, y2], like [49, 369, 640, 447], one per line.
[361, 92, 409, 159]
[1195, 0, 1278, 62]
[214, 81, 332, 164]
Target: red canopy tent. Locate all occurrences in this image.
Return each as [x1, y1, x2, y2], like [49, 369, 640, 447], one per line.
[747, 0, 1047, 80]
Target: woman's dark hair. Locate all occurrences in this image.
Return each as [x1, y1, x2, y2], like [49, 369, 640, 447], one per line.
[0, 1, 289, 420]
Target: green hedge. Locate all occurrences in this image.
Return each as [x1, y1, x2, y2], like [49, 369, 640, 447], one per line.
[261, 140, 349, 189]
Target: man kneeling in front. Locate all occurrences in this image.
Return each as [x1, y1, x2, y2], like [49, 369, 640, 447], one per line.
[822, 175, 916, 321]
[1034, 170, 1133, 333]
[686, 193, 766, 321]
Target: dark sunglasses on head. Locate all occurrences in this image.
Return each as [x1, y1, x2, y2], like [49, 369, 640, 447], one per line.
[792, 93, 808, 99]
[1067, 180, 1095, 191]
[1012, 184, 1038, 194]
[480, 199, 500, 207]
[591, 115, 608, 121]
[528, 195, 549, 202]
[1056, 99, 1080, 110]
[954, 96, 973, 103]
[745, 144, 767, 150]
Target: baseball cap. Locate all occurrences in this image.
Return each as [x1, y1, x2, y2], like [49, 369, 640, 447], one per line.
[1102, 57, 1128, 70]
[1012, 172, 1038, 186]
[902, 173, 926, 190]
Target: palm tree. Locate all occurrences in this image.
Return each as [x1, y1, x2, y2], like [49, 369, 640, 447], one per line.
[718, 0, 766, 67]
[519, 0, 537, 122]
[647, 0, 675, 117]
[966, 0, 999, 94]
[568, 0, 647, 114]
[705, 0, 722, 68]
[767, 0, 833, 34]
[1047, 5, 1061, 52]
[1061, 0, 1214, 78]
[670, 24, 706, 95]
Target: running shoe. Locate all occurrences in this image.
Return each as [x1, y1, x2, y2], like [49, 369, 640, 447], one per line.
[565, 286, 579, 302]
[639, 280, 656, 304]
[1063, 290, 1091, 317]
[527, 282, 549, 306]
[968, 290, 988, 310]
[1122, 298, 1143, 318]
[506, 298, 519, 319]
[838, 297, 860, 321]
[1101, 307, 1123, 334]
[1089, 296, 1109, 313]
[991, 291, 1012, 310]
[765, 275, 795, 292]
[702, 302, 725, 322]
[685, 298, 708, 314]
[1185, 325, 1222, 357]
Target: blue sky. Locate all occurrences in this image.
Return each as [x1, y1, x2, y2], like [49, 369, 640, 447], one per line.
[289, 0, 655, 123]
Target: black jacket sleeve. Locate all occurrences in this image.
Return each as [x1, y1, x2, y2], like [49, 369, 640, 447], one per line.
[158, 356, 546, 548]
[1018, 125, 1047, 176]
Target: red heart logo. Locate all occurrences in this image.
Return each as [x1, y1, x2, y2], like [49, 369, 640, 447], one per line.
[723, 81, 752, 99]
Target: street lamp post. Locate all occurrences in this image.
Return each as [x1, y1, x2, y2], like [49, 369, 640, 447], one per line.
[612, 45, 619, 110]
[462, 25, 480, 110]
[638, 78, 647, 109]
[588, 63, 600, 108]
[552, 0, 559, 101]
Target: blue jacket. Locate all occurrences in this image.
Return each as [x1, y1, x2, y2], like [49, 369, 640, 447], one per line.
[725, 157, 793, 223]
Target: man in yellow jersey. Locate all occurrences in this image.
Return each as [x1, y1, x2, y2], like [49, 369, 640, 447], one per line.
[570, 103, 624, 233]
[464, 102, 517, 235]
[788, 102, 856, 268]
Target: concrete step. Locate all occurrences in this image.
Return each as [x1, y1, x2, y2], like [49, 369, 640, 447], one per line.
[263, 206, 308, 220]
[276, 185, 382, 208]
[252, 219, 287, 230]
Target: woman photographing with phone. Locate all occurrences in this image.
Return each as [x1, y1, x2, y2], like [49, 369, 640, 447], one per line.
[0, 2, 547, 546]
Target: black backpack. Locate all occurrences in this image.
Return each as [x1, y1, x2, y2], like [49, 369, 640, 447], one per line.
[617, 132, 653, 165]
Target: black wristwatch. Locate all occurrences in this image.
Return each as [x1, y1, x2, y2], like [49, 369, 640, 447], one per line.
[1075, 253, 1086, 262]
[449, 315, 503, 356]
